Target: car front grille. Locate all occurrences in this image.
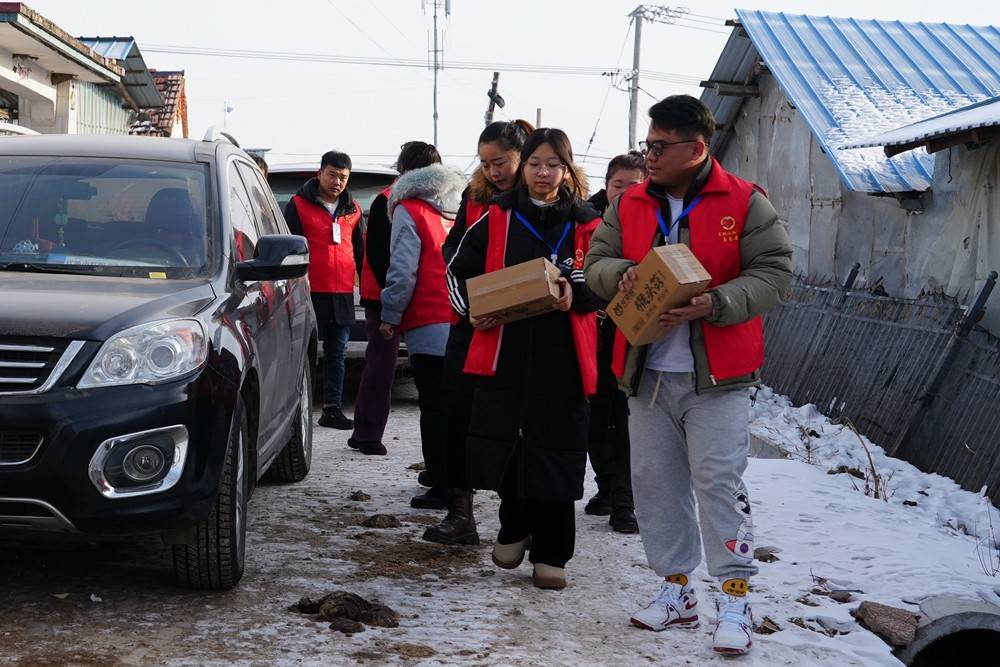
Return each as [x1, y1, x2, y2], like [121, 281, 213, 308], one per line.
[0, 337, 82, 395]
[0, 431, 44, 464]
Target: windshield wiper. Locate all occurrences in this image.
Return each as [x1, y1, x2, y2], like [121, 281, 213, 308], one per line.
[0, 262, 123, 277]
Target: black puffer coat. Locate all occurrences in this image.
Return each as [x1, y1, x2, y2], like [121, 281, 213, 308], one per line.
[447, 185, 604, 501]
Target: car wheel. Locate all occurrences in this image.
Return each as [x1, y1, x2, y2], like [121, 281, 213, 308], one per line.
[265, 357, 313, 483]
[172, 396, 249, 590]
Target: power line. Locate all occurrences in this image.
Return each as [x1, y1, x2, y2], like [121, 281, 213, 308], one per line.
[584, 18, 635, 161]
[141, 43, 704, 84]
[323, 0, 407, 65]
[370, 0, 418, 47]
[685, 11, 731, 21]
[638, 85, 659, 100]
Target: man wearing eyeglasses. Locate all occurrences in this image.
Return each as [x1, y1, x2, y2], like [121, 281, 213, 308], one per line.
[584, 95, 792, 656]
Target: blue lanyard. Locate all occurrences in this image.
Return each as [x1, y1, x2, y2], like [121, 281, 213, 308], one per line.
[513, 211, 572, 264]
[655, 196, 702, 241]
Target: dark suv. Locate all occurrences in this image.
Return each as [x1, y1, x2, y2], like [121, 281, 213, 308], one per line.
[0, 132, 317, 590]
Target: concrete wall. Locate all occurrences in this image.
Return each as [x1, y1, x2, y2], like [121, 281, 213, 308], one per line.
[718, 74, 1000, 332]
[1, 44, 57, 130]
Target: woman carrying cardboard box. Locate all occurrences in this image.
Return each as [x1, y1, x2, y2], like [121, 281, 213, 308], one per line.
[423, 119, 535, 547]
[446, 128, 604, 590]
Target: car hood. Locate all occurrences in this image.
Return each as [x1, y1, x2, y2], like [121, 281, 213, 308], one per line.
[0, 273, 217, 341]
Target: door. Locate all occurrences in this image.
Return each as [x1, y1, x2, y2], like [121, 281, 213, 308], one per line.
[228, 161, 284, 449]
[236, 161, 298, 424]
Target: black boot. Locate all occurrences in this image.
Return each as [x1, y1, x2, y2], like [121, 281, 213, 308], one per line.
[318, 405, 353, 430]
[584, 490, 612, 516]
[609, 506, 639, 534]
[417, 469, 433, 488]
[347, 437, 387, 455]
[422, 489, 479, 545]
[410, 486, 447, 510]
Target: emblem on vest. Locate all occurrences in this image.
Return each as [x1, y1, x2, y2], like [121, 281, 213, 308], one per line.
[719, 215, 739, 243]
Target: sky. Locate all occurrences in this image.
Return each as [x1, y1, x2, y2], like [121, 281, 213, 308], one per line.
[25, 0, 1000, 180]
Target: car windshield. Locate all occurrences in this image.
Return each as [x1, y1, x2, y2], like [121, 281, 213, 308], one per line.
[0, 156, 212, 279]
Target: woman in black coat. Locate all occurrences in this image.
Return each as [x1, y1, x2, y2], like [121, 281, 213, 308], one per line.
[447, 128, 604, 590]
[423, 119, 534, 547]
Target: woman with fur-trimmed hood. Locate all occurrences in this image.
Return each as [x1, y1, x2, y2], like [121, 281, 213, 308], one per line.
[378, 153, 468, 510]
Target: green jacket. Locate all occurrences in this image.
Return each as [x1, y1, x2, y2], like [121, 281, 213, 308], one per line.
[584, 160, 793, 396]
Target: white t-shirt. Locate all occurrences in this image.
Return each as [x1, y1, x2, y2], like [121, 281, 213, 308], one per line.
[321, 197, 339, 216]
[644, 194, 696, 373]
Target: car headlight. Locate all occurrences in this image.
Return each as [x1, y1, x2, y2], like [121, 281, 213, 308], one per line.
[78, 319, 208, 388]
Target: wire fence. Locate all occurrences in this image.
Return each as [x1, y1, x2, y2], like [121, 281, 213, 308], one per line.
[762, 269, 1000, 505]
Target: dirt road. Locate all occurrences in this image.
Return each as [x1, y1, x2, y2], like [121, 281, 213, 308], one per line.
[1, 384, 859, 667]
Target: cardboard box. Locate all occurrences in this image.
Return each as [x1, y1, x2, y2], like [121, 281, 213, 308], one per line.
[607, 244, 712, 346]
[467, 257, 562, 324]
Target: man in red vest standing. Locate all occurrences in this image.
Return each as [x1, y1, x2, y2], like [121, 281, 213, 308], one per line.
[585, 96, 792, 656]
[284, 151, 362, 430]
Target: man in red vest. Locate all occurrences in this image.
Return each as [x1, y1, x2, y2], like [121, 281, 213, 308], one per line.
[585, 96, 792, 656]
[284, 151, 362, 430]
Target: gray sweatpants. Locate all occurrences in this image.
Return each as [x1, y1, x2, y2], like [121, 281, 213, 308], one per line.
[629, 371, 758, 581]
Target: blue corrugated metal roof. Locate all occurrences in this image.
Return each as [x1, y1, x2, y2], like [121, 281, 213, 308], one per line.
[79, 37, 164, 108]
[842, 94, 1000, 151]
[733, 10, 1000, 192]
[81, 36, 136, 61]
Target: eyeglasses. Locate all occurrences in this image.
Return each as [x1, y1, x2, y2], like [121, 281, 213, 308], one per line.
[638, 139, 702, 158]
[524, 161, 566, 173]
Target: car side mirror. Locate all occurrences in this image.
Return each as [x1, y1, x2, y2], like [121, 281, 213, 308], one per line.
[236, 234, 309, 281]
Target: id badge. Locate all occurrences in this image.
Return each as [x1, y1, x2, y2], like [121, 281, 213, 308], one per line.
[332, 222, 342, 244]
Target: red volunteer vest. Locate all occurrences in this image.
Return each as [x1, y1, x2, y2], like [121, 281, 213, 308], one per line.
[292, 195, 362, 293]
[465, 199, 489, 228]
[611, 158, 765, 383]
[449, 197, 490, 326]
[463, 205, 599, 396]
[360, 185, 393, 302]
[397, 199, 453, 333]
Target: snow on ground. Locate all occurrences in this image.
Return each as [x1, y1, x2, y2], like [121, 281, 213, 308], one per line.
[3, 384, 1000, 666]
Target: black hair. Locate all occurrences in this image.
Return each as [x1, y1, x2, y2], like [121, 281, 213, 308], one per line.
[605, 150, 646, 184]
[648, 95, 716, 142]
[395, 141, 442, 174]
[320, 150, 352, 171]
[518, 128, 587, 198]
[250, 153, 268, 172]
[478, 119, 535, 153]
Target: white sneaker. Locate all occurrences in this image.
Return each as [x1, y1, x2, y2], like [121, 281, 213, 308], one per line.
[713, 593, 753, 654]
[630, 581, 699, 631]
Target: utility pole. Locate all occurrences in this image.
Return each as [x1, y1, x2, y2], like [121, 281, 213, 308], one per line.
[626, 5, 689, 149]
[424, 0, 450, 146]
[536, 108, 542, 128]
[628, 8, 642, 150]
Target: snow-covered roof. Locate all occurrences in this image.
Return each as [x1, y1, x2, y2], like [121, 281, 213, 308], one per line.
[840, 95, 1000, 155]
[704, 10, 1000, 193]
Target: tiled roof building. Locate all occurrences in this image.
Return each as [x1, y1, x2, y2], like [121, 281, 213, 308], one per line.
[130, 70, 187, 138]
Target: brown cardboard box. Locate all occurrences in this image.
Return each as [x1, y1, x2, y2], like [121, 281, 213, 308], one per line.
[467, 257, 562, 325]
[607, 244, 712, 346]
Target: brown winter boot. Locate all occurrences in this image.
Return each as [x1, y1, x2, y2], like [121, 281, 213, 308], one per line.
[421, 489, 479, 546]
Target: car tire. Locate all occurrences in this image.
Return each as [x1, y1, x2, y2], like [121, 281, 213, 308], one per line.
[172, 397, 249, 590]
[265, 358, 313, 483]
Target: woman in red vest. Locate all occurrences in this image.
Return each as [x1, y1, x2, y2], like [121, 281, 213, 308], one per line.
[377, 159, 468, 510]
[423, 119, 534, 546]
[447, 128, 603, 590]
[350, 142, 442, 457]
